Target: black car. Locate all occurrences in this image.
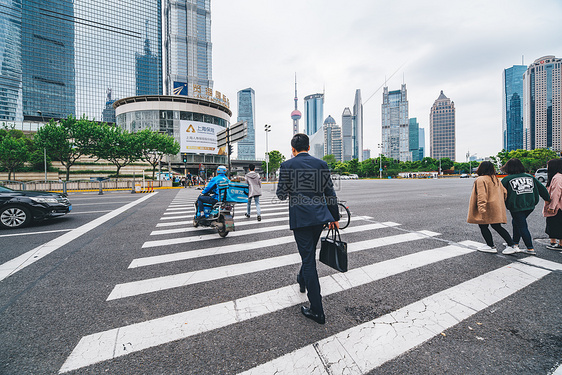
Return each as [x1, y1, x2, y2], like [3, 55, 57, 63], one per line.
[0, 186, 72, 229]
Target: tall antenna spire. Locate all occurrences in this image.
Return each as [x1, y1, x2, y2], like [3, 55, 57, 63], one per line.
[291, 73, 302, 135]
[294, 73, 298, 110]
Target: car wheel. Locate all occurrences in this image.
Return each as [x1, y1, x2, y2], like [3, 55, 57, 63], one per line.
[0, 205, 32, 229]
[538, 177, 545, 183]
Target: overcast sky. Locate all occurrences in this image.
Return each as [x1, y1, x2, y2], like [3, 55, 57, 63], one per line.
[212, 0, 562, 161]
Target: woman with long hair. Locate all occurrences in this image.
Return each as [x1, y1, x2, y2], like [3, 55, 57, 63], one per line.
[467, 161, 518, 253]
[501, 158, 550, 255]
[543, 158, 562, 250]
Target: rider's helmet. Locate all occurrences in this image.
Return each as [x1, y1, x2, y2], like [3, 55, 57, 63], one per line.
[216, 165, 227, 174]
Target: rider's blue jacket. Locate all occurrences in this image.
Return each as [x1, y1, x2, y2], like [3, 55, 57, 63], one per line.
[202, 174, 229, 199]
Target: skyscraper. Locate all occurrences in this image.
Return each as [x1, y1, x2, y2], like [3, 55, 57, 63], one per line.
[237, 88, 255, 159]
[0, 0, 162, 122]
[430, 90, 456, 161]
[0, 2, 23, 122]
[291, 74, 301, 135]
[304, 93, 324, 135]
[523, 55, 562, 152]
[164, 0, 212, 97]
[503, 65, 527, 151]
[409, 118, 420, 161]
[352, 89, 364, 161]
[382, 84, 410, 161]
[323, 115, 342, 162]
[136, 23, 160, 96]
[341, 107, 353, 161]
[418, 128, 425, 160]
[22, 0, 76, 120]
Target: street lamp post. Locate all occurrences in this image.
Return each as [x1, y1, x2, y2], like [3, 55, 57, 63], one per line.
[37, 111, 47, 182]
[264, 124, 271, 182]
[378, 143, 383, 179]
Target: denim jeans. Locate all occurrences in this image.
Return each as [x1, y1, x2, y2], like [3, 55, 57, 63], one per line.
[247, 195, 261, 216]
[510, 210, 534, 249]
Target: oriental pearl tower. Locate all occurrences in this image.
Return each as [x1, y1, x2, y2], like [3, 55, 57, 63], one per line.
[291, 74, 302, 135]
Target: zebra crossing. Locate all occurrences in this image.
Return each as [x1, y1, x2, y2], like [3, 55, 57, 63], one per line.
[59, 189, 562, 374]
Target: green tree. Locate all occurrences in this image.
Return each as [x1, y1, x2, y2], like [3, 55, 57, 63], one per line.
[347, 158, 359, 174]
[333, 161, 347, 174]
[0, 135, 29, 179]
[322, 154, 337, 170]
[262, 150, 285, 179]
[136, 129, 180, 179]
[92, 124, 141, 178]
[34, 116, 97, 181]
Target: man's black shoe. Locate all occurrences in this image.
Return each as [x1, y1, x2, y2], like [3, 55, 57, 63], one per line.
[297, 275, 305, 293]
[301, 306, 325, 324]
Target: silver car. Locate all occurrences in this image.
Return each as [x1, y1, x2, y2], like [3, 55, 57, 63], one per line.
[535, 168, 548, 183]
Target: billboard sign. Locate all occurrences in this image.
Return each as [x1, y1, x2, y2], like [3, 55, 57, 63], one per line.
[180, 120, 226, 155]
[173, 82, 188, 96]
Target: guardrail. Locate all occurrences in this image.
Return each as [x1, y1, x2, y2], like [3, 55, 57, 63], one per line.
[0, 179, 172, 194]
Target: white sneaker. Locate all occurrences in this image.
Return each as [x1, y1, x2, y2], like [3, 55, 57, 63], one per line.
[477, 245, 497, 253]
[502, 246, 519, 255]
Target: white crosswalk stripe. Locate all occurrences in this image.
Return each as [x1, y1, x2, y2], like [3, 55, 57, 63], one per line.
[59, 189, 562, 373]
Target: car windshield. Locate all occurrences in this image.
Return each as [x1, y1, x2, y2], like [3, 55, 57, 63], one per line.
[0, 186, 15, 193]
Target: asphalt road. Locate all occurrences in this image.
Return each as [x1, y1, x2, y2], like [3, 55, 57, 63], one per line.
[0, 179, 560, 375]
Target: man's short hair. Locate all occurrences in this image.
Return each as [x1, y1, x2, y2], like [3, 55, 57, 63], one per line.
[249, 163, 255, 171]
[291, 133, 309, 152]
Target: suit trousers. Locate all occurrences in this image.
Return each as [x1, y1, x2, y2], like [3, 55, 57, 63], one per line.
[293, 224, 324, 315]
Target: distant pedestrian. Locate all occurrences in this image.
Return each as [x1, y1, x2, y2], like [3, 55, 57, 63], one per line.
[244, 164, 262, 221]
[501, 158, 550, 255]
[467, 161, 517, 253]
[186, 172, 192, 187]
[543, 159, 562, 250]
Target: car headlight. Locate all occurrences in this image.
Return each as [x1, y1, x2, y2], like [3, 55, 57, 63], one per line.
[30, 197, 60, 204]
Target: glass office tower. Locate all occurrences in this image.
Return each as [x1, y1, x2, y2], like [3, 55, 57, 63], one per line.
[74, 0, 162, 120]
[341, 107, 353, 161]
[0, 1, 22, 122]
[352, 89, 363, 161]
[382, 84, 410, 161]
[430, 90, 456, 161]
[304, 93, 324, 136]
[22, 0, 75, 120]
[503, 65, 527, 151]
[237, 88, 255, 160]
[409, 118, 420, 161]
[164, 0, 213, 97]
[523, 56, 562, 152]
[0, 0, 162, 123]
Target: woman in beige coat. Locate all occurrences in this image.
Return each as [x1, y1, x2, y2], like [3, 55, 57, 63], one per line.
[467, 161, 518, 253]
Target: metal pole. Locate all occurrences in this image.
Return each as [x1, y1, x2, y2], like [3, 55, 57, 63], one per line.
[265, 124, 271, 182]
[44, 147, 47, 182]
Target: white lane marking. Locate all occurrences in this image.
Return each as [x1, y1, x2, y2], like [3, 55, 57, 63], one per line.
[151, 215, 373, 235]
[155, 210, 288, 227]
[0, 193, 158, 282]
[71, 210, 112, 214]
[239, 262, 553, 375]
[72, 202, 133, 206]
[0, 229, 72, 238]
[108, 230, 439, 300]
[152, 217, 289, 234]
[142, 221, 396, 248]
[459, 240, 562, 272]
[163, 204, 287, 215]
[159, 209, 287, 221]
[130, 222, 400, 268]
[60, 242, 474, 373]
[143, 224, 290, 247]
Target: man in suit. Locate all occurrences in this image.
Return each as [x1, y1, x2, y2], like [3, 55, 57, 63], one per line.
[276, 133, 339, 324]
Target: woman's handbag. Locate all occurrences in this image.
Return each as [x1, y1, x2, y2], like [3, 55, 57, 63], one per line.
[319, 227, 348, 272]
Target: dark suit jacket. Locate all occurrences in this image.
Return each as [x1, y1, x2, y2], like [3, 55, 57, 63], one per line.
[276, 152, 340, 230]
